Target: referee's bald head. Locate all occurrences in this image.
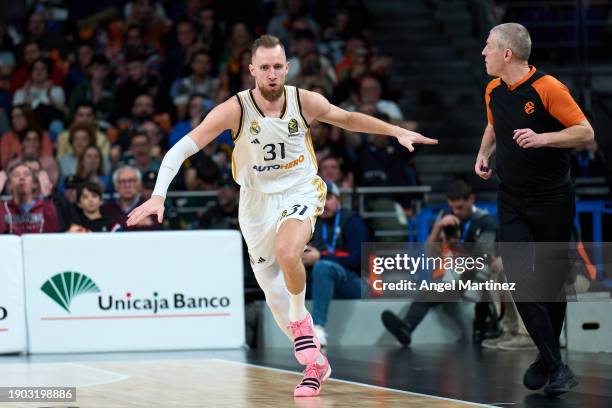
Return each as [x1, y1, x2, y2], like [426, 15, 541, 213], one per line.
[490, 23, 532, 62]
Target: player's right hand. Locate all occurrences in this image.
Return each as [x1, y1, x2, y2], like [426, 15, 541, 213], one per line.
[475, 155, 492, 180]
[127, 195, 165, 226]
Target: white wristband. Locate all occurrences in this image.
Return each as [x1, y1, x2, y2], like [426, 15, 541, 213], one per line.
[152, 136, 199, 197]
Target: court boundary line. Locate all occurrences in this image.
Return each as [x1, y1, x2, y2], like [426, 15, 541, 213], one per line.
[0, 362, 130, 388]
[212, 358, 499, 407]
[67, 363, 131, 387]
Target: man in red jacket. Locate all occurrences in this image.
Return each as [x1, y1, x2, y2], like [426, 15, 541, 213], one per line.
[0, 161, 59, 235]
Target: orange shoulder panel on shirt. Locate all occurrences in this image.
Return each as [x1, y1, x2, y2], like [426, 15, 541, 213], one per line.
[484, 78, 501, 125]
[531, 75, 586, 128]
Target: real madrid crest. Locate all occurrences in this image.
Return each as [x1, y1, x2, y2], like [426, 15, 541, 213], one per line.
[288, 118, 299, 134]
[250, 120, 261, 135]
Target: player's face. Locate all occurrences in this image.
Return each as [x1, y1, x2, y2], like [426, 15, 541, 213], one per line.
[250, 45, 288, 101]
[482, 33, 505, 76]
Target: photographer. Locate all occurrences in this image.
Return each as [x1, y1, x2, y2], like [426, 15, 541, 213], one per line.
[381, 179, 499, 346]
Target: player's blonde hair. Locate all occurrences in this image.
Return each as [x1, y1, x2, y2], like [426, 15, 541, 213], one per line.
[251, 35, 285, 56]
[490, 23, 532, 61]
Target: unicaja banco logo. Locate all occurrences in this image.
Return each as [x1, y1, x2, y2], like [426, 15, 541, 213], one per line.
[41, 272, 100, 313]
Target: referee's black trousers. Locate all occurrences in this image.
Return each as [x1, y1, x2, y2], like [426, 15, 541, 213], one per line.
[498, 183, 575, 366]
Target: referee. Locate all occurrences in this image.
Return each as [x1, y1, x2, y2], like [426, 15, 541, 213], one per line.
[476, 23, 594, 397]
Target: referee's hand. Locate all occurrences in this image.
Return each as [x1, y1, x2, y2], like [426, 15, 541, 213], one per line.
[513, 128, 546, 148]
[475, 155, 492, 180]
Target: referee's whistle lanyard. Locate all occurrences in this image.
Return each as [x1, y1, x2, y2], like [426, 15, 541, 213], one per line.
[322, 208, 342, 253]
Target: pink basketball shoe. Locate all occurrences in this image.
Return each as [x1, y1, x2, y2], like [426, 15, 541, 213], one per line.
[294, 355, 332, 397]
[288, 312, 321, 365]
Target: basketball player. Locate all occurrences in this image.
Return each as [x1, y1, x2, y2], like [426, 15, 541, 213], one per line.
[127, 35, 437, 397]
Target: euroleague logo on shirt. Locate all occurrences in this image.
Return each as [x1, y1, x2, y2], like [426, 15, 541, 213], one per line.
[288, 118, 302, 137]
[524, 101, 535, 115]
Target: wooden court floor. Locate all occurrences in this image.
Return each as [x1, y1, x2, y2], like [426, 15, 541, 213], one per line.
[0, 358, 489, 407]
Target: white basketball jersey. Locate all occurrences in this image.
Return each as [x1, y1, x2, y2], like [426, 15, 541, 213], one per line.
[231, 86, 318, 193]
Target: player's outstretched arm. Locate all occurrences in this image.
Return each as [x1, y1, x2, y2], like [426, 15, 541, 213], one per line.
[300, 89, 437, 152]
[127, 98, 241, 226]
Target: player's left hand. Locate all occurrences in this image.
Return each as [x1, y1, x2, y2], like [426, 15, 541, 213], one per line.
[513, 128, 547, 148]
[396, 129, 438, 152]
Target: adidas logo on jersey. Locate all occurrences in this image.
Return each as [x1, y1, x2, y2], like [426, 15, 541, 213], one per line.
[257, 257, 266, 264]
[251, 138, 260, 144]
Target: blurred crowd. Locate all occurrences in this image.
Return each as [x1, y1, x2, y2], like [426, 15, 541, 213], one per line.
[0, 0, 424, 234]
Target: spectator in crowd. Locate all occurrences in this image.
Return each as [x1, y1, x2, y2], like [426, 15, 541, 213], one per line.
[353, 111, 418, 189]
[114, 53, 158, 120]
[184, 154, 219, 192]
[303, 180, 369, 346]
[320, 9, 351, 64]
[139, 119, 168, 161]
[56, 102, 111, 162]
[571, 140, 607, 178]
[62, 174, 78, 204]
[0, 24, 16, 113]
[114, 94, 163, 157]
[123, 0, 171, 52]
[287, 29, 336, 87]
[24, 11, 67, 55]
[198, 172, 239, 230]
[342, 76, 403, 122]
[141, 170, 157, 201]
[13, 58, 66, 129]
[59, 124, 96, 178]
[310, 120, 354, 166]
[68, 55, 115, 124]
[64, 42, 95, 96]
[319, 156, 354, 188]
[74, 145, 110, 193]
[22, 158, 78, 232]
[335, 33, 372, 97]
[10, 41, 64, 93]
[7, 127, 56, 173]
[171, 50, 219, 120]
[74, 181, 116, 232]
[169, 93, 214, 148]
[266, 0, 319, 48]
[102, 164, 157, 230]
[164, 19, 201, 84]
[0, 160, 60, 234]
[116, 24, 162, 80]
[218, 22, 252, 94]
[197, 7, 226, 65]
[381, 179, 502, 346]
[123, 130, 161, 175]
[1, 105, 53, 169]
